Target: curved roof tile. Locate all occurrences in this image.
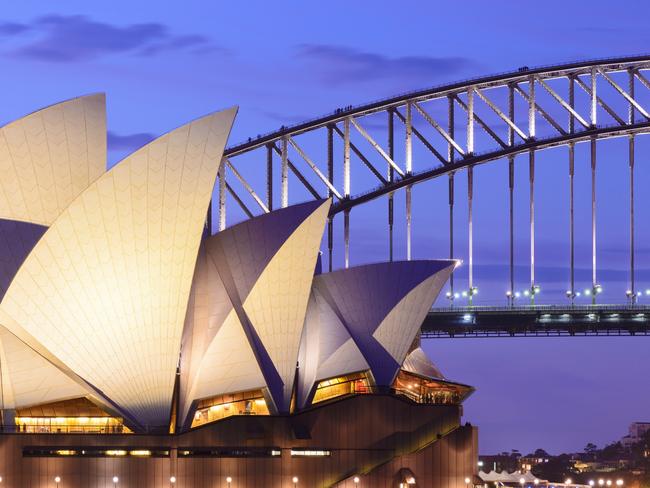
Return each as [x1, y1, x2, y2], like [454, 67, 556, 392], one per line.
[0, 107, 236, 429]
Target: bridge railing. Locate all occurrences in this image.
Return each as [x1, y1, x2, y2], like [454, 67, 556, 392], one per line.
[430, 304, 650, 313]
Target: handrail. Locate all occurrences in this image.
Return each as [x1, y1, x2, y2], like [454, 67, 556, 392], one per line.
[430, 305, 650, 313]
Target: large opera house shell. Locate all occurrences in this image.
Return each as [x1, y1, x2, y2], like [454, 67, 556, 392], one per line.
[0, 95, 476, 487]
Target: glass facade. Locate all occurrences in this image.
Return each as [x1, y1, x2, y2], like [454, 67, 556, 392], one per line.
[392, 370, 472, 405]
[15, 417, 132, 434]
[23, 447, 169, 457]
[312, 372, 371, 404]
[310, 369, 473, 407]
[191, 389, 269, 428]
[178, 447, 281, 458]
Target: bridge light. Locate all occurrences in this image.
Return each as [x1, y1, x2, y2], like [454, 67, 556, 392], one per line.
[506, 291, 512, 297]
[446, 291, 452, 298]
[515, 292, 521, 298]
[595, 284, 602, 294]
[523, 290, 529, 296]
[454, 293, 460, 299]
[462, 291, 468, 297]
[584, 289, 591, 296]
[645, 289, 650, 295]
[576, 291, 581, 296]
[463, 314, 472, 322]
[616, 480, 624, 486]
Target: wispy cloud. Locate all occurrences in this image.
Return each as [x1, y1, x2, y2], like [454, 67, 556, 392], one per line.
[107, 131, 155, 152]
[0, 22, 29, 36]
[295, 44, 476, 85]
[0, 15, 224, 62]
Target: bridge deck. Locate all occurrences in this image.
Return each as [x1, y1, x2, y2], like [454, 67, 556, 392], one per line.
[423, 306, 650, 338]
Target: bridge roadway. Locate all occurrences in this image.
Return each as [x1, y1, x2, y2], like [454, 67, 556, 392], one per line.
[422, 305, 650, 338]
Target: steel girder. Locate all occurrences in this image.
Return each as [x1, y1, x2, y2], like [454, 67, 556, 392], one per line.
[215, 56, 650, 304]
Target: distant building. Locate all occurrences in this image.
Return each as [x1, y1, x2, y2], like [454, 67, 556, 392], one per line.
[520, 456, 550, 473]
[480, 455, 520, 473]
[621, 422, 650, 447]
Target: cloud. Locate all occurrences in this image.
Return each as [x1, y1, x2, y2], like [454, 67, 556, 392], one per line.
[0, 22, 29, 36]
[295, 44, 475, 85]
[2, 15, 220, 62]
[107, 131, 155, 152]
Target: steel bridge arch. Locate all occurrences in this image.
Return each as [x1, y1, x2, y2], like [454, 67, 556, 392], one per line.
[331, 121, 650, 213]
[220, 55, 650, 306]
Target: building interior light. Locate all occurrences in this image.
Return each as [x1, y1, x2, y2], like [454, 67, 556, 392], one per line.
[130, 450, 151, 457]
[290, 449, 331, 457]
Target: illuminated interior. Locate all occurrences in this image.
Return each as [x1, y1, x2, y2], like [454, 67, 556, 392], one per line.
[191, 389, 270, 428]
[392, 370, 473, 405]
[15, 416, 131, 434]
[14, 398, 132, 434]
[312, 372, 371, 405]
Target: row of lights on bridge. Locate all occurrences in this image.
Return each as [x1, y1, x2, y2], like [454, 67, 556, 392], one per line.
[446, 283, 650, 304]
[446, 286, 479, 300]
[0, 474, 363, 486]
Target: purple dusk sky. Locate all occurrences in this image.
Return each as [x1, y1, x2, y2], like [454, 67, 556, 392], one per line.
[1, 0, 649, 454]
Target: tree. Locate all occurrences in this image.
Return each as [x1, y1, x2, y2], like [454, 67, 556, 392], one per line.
[532, 454, 576, 482]
[584, 443, 598, 460]
[600, 442, 624, 461]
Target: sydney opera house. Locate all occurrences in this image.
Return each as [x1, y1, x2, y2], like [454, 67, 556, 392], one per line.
[0, 95, 477, 487]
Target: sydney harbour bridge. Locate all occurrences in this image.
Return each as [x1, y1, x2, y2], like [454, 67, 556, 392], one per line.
[218, 55, 650, 339]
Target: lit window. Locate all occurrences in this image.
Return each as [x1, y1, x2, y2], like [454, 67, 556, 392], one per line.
[129, 450, 151, 457]
[105, 450, 127, 456]
[290, 449, 331, 457]
[191, 390, 270, 428]
[312, 372, 370, 404]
